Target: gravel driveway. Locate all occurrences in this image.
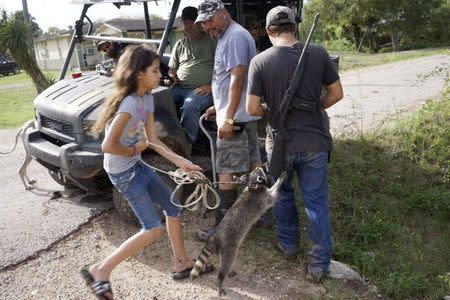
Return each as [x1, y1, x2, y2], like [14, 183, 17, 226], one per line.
[328, 53, 449, 136]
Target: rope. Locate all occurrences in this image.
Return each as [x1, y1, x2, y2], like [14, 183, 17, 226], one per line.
[138, 140, 222, 211]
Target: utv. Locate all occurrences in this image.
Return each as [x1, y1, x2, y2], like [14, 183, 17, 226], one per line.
[25, 0, 336, 222]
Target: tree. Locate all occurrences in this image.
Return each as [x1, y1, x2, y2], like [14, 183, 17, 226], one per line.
[46, 26, 64, 35]
[149, 13, 163, 20]
[372, 0, 442, 51]
[305, 0, 449, 52]
[429, 0, 450, 43]
[13, 10, 42, 37]
[0, 12, 50, 93]
[304, 0, 379, 51]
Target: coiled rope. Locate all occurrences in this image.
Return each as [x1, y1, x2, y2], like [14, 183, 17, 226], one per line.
[138, 141, 222, 211]
[138, 113, 246, 212]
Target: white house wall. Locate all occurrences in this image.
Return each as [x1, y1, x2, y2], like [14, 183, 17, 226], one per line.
[34, 35, 103, 72]
[34, 36, 74, 71]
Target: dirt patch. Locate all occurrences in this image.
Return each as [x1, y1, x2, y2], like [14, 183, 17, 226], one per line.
[0, 209, 381, 299]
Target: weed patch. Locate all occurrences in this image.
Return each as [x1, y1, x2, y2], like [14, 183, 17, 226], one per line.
[329, 78, 449, 299]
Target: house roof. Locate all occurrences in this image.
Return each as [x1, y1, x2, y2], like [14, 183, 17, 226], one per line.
[34, 31, 72, 42]
[103, 18, 181, 32]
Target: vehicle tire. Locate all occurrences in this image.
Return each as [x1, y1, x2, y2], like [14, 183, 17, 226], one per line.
[48, 170, 78, 189]
[13, 67, 20, 75]
[48, 169, 111, 192]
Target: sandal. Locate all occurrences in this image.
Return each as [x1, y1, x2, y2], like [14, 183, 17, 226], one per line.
[170, 266, 192, 280]
[80, 269, 114, 300]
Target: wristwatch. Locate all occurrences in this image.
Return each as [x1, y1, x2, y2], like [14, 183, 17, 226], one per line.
[225, 118, 234, 125]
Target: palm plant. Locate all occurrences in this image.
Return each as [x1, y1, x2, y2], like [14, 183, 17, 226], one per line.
[0, 15, 50, 93]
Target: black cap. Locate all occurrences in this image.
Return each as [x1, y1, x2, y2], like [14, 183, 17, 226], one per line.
[181, 6, 198, 21]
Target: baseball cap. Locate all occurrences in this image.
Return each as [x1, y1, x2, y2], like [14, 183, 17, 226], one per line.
[93, 34, 111, 51]
[195, 0, 225, 23]
[181, 6, 198, 21]
[266, 6, 296, 28]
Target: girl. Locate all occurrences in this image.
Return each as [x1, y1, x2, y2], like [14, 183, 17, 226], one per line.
[82, 45, 202, 300]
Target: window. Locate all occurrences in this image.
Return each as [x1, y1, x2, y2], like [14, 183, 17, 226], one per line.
[85, 46, 96, 55]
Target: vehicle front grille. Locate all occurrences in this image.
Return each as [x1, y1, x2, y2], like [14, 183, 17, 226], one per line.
[41, 115, 74, 138]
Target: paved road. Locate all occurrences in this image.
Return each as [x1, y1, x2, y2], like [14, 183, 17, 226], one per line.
[0, 136, 112, 269]
[328, 53, 449, 136]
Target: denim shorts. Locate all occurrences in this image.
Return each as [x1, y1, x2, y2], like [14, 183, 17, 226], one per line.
[215, 120, 261, 173]
[108, 160, 181, 231]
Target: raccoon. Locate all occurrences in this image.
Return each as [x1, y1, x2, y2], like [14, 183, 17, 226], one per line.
[190, 167, 287, 296]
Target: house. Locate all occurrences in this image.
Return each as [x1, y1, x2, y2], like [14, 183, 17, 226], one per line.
[34, 30, 81, 71]
[34, 18, 182, 72]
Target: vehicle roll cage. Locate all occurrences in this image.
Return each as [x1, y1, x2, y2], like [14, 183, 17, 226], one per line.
[60, 0, 182, 80]
[60, 0, 303, 80]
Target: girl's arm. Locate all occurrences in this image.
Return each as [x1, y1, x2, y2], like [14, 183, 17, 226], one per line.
[144, 113, 202, 172]
[101, 112, 148, 156]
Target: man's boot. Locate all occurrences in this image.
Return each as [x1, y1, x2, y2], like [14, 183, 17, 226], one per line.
[196, 189, 237, 242]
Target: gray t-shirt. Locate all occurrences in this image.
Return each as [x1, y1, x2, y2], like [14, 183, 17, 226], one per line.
[212, 22, 260, 125]
[103, 92, 154, 174]
[248, 42, 339, 152]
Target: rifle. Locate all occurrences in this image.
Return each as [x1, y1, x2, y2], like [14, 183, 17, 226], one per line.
[269, 13, 320, 178]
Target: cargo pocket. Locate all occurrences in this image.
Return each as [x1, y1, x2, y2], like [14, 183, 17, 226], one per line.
[217, 136, 249, 172]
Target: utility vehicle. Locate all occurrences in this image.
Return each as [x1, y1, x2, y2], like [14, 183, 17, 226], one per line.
[25, 0, 337, 222]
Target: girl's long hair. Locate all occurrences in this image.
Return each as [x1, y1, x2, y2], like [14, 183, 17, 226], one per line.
[90, 45, 159, 134]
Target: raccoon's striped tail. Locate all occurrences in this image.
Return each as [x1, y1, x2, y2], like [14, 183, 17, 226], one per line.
[190, 243, 215, 280]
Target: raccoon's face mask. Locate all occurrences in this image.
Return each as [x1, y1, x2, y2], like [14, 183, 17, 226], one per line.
[247, 166, 271, 190]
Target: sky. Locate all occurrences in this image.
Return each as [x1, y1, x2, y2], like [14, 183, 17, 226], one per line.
[0, 0, 202, 32]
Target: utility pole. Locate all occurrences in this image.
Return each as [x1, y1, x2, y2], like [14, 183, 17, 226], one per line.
[21, 0, 30, 22]
[21, 0, 36, 59]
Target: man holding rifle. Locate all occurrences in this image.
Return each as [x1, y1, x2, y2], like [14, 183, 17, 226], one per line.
[246, 6, 343, 283]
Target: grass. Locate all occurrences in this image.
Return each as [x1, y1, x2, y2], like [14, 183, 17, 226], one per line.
[335, 48, 448, 72]
[0, 71, 61, 128]
[329, 74, 449, 299]
[239, 75, 449, 299]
